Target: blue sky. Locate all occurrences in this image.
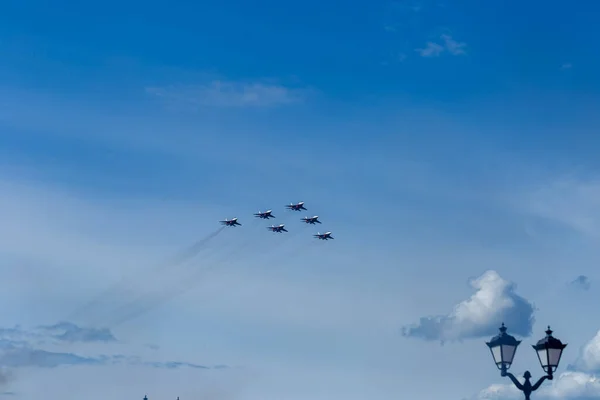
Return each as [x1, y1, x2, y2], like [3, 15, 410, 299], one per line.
[1, 0, 600, 399]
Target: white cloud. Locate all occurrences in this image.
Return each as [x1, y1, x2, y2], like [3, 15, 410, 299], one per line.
[416, 42, 445, 57]
[573, 330, 600, 373]
[402, 270, 535, 342]
[146, 80, 309, 109]
[416, 34, 466, 57]
[473, 371, 600, 400]
[545, 372, 600, 399]
[474, 381, 521, 399]
[441, 34, 467, 55]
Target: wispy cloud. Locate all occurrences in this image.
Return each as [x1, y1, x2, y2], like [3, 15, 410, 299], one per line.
[0, 347, 99, 368]
[38, 321, 116, 343]
[416, 42, 445, 57]
[146, 80, 310, 109]
[0, 322, 228, 371]
[416, 34, 466, 57]
[441, 34, 467, 55]
[0, 322, 115, 345]
[401, 270, 535, 343]
[561, 63, 573, 70]
[518, 177, 600, 239]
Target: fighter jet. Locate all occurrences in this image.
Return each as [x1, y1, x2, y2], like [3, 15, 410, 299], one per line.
[301, 216, 321, 224]
[313, 231, 333, 240]
[254, 210, 275, 219]
[220, 218, 241, 227]
[267, 224, 288, 233]
[285, 201, 306, 211]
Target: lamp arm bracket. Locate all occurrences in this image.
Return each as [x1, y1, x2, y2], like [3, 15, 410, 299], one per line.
[504, 372, 525, 391]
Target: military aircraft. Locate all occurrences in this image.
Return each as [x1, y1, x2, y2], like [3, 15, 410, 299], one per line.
[301, 216, 321, 224]
[254, 210, 275, 219]
[267, 224, 288, 233]
[285, 201, 306, 211]
[313, 231, 333, 240]
[220, 218, 241, 227]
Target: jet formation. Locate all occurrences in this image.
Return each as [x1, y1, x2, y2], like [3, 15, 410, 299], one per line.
[65, 201, 334, 330]
[220, 202, 333, 240]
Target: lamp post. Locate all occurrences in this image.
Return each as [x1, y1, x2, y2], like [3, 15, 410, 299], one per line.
[485, 323, 567, 400]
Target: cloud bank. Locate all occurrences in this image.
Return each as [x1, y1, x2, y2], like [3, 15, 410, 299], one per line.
[402, 270, 535, 342]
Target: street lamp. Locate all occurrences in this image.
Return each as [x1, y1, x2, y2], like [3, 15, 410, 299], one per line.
[533, 327, 567, 378]
[486, 323, 567, 400]
[486, 322, 521, 374]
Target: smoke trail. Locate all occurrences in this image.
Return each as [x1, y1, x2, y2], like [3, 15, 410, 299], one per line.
[102, 217, 317, 328]
[105, 223, 264, 327]
[112, 226, 321, 326]
[66, 226, 225, 324]
[108, 262, 215, 328]
[107, 246, 240, 328]
[165, 226, 226, 266]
